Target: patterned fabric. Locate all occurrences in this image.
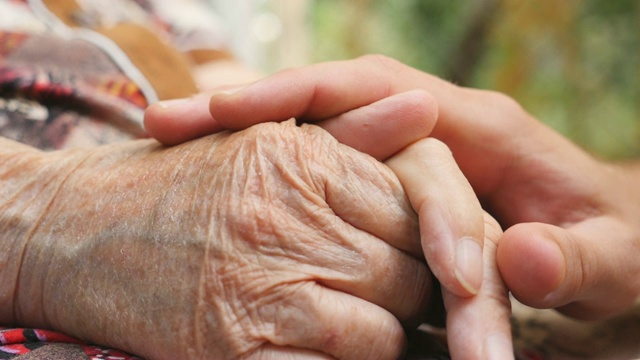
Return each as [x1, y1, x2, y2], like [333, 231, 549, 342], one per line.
[0, 29, 148, 150]
[0, 0, 225, 358]
[0, 328, 141, 359]
[0, 0, 227, 151]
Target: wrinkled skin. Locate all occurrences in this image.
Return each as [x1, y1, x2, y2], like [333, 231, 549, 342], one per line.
[8, 121, 432, 360]
[145, 80, 516, 358]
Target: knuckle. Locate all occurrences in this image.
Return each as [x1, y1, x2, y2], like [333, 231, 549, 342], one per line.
[274, 66, 305, 80]
[475, 89, 528, 122]
[233, 120, 335, 170]
[412, 137, 453, 158]
[219, 121, 339, 248]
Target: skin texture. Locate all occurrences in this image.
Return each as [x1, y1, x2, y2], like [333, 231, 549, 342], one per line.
[146, 82, 514, 358]
[145, 54, 640, 320]
[147, 89, 486, 299]
[1, 121, 437, 360]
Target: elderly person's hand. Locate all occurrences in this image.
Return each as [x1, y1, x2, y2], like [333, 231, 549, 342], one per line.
[1, 121, 435, 360]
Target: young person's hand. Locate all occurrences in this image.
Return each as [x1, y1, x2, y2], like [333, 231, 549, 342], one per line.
[146, 55, 640, 322]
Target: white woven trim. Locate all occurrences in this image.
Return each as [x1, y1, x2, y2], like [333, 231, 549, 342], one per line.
[28, 0, 160, 106]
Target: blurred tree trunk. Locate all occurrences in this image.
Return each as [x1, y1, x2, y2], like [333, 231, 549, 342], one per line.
[344, 0, 372, 58]
[444, 0, 499, 85]
[636, 4, 640, 157]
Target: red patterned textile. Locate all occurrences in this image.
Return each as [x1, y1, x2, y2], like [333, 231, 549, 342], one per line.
[0, 328, 141, 359]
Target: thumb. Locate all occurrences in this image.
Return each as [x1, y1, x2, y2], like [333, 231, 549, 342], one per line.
[497, 219, 640, 320]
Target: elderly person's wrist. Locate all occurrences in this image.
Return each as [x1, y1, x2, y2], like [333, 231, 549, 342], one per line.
[9, 139, 169, 333]
[0, 139, 90, 326]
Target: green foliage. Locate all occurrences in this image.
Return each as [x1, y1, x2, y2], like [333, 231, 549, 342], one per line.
[310, 0, 474, 72]
[310, 0, 640, 158]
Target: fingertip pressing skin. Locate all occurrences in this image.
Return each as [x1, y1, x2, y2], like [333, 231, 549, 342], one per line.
[497, 224, 566, 307]
[144, 94, 223, 145]
[499, 217, 640, 320]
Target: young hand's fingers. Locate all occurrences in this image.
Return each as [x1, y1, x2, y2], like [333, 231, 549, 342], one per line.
[444, 213, 514, 360]
[146, 58, 389, 146]
[208, 58, 403, 131]
[146, 56, 518, 199]
[144, 82, 251, 145]
[497, 219, 640, 320]
[144, 91, 224, 145]
[145, 55, 397, 145]
[315, 90, 438, 161]
[267, 283, 408, 360]
[385, 138, 485, 297]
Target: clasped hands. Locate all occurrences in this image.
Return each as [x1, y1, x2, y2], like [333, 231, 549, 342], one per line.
[9, 54, 639, 360]
[145, 55, 640, 358]
[143, 55, 514, 360]
[8, 102, 508, 359]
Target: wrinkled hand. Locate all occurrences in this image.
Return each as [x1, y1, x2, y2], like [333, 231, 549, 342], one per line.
[146, 87, 514, 358]
[146, 55, 640, 320]
[147, 86, 485, 301]
[13, 121, 432, 360]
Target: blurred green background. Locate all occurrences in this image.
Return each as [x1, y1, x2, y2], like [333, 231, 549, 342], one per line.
[306, 0, 640, 159]
[215, 0, 640, 159]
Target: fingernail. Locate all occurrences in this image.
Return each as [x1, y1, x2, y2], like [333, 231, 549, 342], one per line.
[156, 97, 191, 109]
[484, 333, 514, 360]
[455, 237, 483, 295]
